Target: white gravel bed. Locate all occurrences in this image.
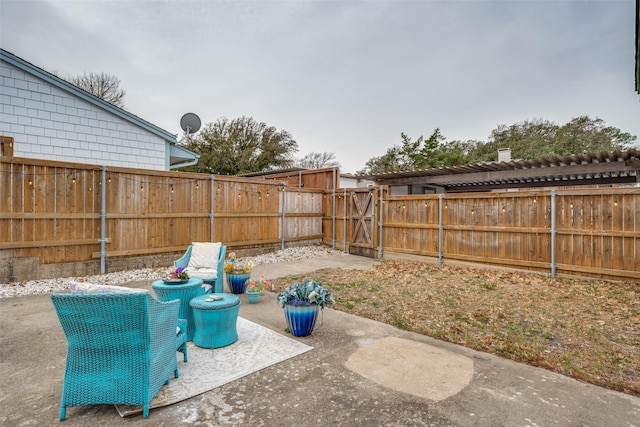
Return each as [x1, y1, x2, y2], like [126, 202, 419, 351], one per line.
[0, 245, 347, 299]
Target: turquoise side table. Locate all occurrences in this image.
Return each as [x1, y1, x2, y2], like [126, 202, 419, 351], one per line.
[151, 277, 204, 341]
[189, 293, 241, 349]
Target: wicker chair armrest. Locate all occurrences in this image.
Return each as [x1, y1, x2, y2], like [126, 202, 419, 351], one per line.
[176, 318, 187, 334]
[217, 246, 227, 285]
[174, 246, 192, 269]
[147, 297, 180, 331]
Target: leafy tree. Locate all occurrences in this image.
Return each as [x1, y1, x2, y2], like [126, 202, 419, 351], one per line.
[358, 128, 463, 174]
[467, 116, 636, 162]
[67, 72, 126, 108]
[358, 116, 636, 175]
[293, 152, 340, 169]
[428, 140, 474, 167]
[358, 144, 409, 175]
[181, 116, 298, 175]
[468, 118, 558, 163]
[411, 128, 449, 169]
[552, 116, 636, 155]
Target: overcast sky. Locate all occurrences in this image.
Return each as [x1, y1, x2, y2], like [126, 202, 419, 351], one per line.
[1, 0, 638, 173]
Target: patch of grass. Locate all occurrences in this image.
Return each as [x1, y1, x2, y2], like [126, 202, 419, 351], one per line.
[330, 280, 367, 291]
[444, 297, 459, 307]
[472, 311, 490, 324]
[274, 261, 639, 397]
[431, 328, 448, 340]
[453, 312, 471, 324]
[390, 312, 411, 331]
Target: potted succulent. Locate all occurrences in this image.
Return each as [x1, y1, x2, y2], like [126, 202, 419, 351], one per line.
[223, 252, 255, 294]
[277, 279, 335, 337]
[163, 266, 190, 283]
[245, 275, 271, 304]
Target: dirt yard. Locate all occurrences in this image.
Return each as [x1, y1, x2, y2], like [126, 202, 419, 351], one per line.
[271, 260, 640, 397]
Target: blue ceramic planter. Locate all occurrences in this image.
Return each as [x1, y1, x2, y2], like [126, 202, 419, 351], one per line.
[226, 273, 250, 294]
[284, 303, 320, 337]
[246, 291, 261, 304]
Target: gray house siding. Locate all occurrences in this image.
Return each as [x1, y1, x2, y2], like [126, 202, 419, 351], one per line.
[0, 60, 168, 169]
[0, 49, 199, 170]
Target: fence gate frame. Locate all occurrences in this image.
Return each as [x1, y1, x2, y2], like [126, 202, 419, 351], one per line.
[347, 187, 379, 258]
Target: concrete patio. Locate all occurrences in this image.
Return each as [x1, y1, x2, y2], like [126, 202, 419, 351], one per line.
[1, 254, 638, 426]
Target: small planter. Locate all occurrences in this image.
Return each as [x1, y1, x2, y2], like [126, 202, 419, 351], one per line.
[246, 290, 261, 304]
[284, 303, 320, 337]
[226, 272, 250, 294]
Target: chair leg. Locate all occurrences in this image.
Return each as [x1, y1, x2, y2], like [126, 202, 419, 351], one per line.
[178, 342, 188, 363]
[143, 404, 149, 418]
[175, 368, 179, 379]
[59, 406, 66, 421]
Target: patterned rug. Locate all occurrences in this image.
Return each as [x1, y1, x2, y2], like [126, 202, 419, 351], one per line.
[115, 317, 313, 417]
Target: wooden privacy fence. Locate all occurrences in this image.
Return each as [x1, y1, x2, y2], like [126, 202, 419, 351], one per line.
[2, 157, 638, 282]
[0, 157, 323, 280]
[325, 187, 639, 282]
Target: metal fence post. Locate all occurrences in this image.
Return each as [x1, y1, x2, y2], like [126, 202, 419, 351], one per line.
[210, 175, 215, 242]
[438, 194, 444, 265]
[378, 186, 384, 259]
[280, 182, 287, 250]
[343, 188, 347, 252]
[550, 190, 557, 277]
[332, 167, 337, 248]
[99, 165, 107, 274]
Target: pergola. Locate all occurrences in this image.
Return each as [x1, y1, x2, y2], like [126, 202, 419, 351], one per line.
[361, 149, 640, 194]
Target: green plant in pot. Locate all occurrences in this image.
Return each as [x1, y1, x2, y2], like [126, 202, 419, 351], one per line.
[277, 279, 334, 337]
[245, 275, 270, 304]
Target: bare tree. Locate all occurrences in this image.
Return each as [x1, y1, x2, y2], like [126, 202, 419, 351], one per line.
[68, 72, 126, 108]
[294, 151, 340, 169]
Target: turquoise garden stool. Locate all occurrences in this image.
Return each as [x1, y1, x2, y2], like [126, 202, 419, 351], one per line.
[152, 277, 204, 341]
[189, 293, 241, 349]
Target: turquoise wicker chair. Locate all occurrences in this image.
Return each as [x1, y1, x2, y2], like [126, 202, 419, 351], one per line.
[175, 244, 226, 293]
[50, 292, 187, 420]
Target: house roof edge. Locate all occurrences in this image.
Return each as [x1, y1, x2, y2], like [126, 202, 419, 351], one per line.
[0, 48, 177, 143]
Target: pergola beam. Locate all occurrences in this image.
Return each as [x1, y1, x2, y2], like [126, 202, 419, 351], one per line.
[377, 161, 638, 186]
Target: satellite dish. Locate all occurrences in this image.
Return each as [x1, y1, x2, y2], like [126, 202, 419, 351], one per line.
[180, 113, 201, 135]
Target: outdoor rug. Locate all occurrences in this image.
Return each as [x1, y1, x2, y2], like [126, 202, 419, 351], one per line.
[115, 317, 313, 417]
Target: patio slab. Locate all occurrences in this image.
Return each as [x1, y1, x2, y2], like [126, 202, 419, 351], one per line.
[1, 253, 638, 426]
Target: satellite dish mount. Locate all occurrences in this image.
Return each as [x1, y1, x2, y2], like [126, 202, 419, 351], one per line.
[180, 113, 201, 137]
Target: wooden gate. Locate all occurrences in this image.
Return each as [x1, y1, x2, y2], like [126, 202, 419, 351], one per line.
[348, 187, 379, 258]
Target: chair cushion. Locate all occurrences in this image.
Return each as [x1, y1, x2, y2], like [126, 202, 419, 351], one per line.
[187, 242, 222, 269]
[69, 281, 148, 294]
[185, 268, 218, 280]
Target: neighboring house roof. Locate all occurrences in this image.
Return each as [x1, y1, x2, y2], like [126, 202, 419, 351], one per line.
[0, 48, 198, 168]
[360, 149, 640, 193]
[169, 143, 200, 168]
